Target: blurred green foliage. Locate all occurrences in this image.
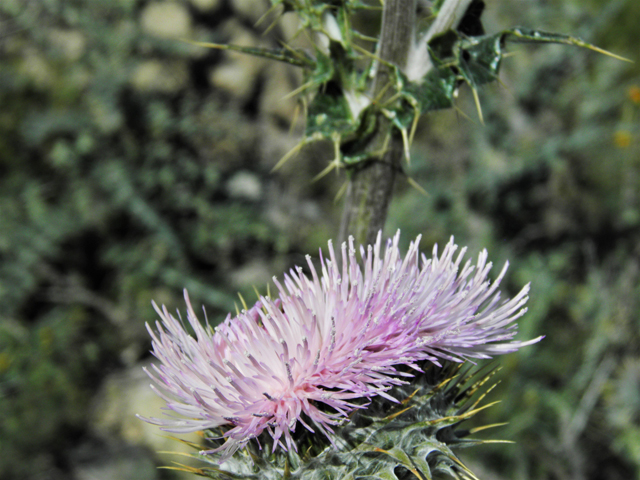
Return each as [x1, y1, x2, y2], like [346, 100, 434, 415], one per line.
[0, 0, 639, 479]
[0, 0, 317, 478]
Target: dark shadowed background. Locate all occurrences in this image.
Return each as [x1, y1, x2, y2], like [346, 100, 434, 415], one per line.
[0, 0, 638, 479]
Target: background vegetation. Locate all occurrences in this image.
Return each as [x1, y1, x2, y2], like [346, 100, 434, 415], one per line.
[0, 0, 638, 479]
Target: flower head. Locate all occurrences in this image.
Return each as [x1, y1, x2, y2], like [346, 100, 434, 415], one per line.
[139, 232, 541, 461]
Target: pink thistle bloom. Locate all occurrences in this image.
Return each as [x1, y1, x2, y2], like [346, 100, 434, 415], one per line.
[139, 232, 541, 461]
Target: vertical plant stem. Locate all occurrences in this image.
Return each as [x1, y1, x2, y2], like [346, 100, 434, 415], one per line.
[338, 0, 415, 247]
[338, 0, 474, 246]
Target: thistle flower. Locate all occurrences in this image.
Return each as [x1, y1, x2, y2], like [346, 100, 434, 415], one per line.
[139, 232, 541, 462]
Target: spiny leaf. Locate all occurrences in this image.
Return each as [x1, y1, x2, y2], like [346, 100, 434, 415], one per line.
[503, 27, 632, 62]
[183, 39, 314, 68]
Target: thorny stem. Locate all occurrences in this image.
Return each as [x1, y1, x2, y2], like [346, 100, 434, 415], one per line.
[338, 0, 475, 246]
[338, 0, 415, 247]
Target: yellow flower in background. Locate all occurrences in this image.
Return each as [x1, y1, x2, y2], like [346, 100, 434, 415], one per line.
[628, 86, 640, 105]
[614, 130, 632, 148]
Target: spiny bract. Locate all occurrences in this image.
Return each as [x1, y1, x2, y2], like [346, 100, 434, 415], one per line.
[165, 363, 505, 480]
